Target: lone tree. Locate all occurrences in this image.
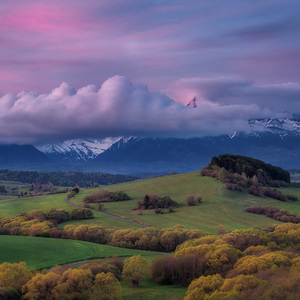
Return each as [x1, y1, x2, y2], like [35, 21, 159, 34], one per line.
[122, 255, 148, 287]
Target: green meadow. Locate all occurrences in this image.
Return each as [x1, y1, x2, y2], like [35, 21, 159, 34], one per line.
[0, 235, 161, 269]
[0, 192, 71, 217]
[69, 172, 300, 233]
[1, 171, 300, 234]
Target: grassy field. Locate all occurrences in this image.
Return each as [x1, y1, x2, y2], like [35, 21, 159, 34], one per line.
[0, 190, 140, 229]
[1, 171, 300, 233]
[69, 172, 300, 234]
[0, 235, 162, 269]
[0, 192, 71, 217]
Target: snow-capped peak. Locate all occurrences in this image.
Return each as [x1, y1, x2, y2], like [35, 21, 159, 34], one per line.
[37, 137, 122, 163]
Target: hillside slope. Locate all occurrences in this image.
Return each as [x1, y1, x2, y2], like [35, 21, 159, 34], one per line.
[70, 171, 300, 233]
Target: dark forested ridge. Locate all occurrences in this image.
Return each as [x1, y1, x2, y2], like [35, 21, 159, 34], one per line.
[0, 170, 138, 187]
[209, 154, 290, 182]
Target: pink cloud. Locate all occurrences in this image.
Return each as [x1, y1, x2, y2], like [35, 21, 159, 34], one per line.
[0, 76, 264, 144]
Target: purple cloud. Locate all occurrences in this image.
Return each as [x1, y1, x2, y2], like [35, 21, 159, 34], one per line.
[167, 78, 300, 114]
[0, 76, 267, 144]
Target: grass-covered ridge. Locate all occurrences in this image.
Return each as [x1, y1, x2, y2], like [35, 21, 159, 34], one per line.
[71, 171, 300, 233]
[1, 169, 299, 234]
[0, 235, 161, 269]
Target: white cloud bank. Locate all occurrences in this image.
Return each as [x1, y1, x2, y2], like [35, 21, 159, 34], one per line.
[0, 75, 295, 145]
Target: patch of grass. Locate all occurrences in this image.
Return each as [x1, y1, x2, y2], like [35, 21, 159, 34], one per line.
[121, 276, 186, 300]
[57, 211, 141, 230]
[0, 235, 162, 269]
[0, 193, 70, 217]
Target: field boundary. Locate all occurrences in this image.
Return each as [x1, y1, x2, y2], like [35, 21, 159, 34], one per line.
[64, 197, 149, 228]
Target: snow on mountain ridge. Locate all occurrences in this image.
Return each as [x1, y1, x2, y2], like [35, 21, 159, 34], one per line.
[38, 137, 121, 162]
[249, 115, 300, 134]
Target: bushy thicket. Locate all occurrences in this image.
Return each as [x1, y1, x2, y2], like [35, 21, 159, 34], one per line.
[83, 189, 130, 204]
[0, 258, 124, 300]
[245, 205, 300, 223]
[201, 155, 297, 202]
[210, 154, 290, 182]
[186, 195, 202, 206]
[0, 208, 93, 237]
[150, 223, 300, 300]
[135, 194, 178, 210]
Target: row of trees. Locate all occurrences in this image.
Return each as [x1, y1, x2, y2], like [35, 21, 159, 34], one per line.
[83, 189, 130, 204]
[0, 208, 93, 237]
[245, 205, 300, 223]
[3, 207, 300, 255]
[0, 209, 207, 252]
[0, 169, 138, 187]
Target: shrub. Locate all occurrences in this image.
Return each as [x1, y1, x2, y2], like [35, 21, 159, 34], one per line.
[186, 195, 195, 206]
[263, 188, 287, 201]
[136, 194, 178, 210]
[84, 189, 130, 203]
[70, 208, 94, 220]
[287, 194, 298, 201]
[245, 205, 300, 223]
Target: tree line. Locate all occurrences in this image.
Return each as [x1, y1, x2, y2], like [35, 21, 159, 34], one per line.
[209, 154, 291, 182]
[201, 155, 299, 201]
[0, 169, 138, 187]
[245, 205, 300, 223]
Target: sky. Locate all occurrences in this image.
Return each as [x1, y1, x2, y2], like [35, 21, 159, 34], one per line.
[0, 0, 300, 145]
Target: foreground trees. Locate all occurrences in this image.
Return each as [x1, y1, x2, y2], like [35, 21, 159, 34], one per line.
[122, 255, 148, 287]
[149, 223, 300, 299]
[2, 222, 300, 298]
[21, 260, 123, 300]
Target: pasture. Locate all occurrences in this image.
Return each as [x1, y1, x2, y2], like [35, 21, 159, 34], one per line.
[71, 171, 300, 233]
[0, 235, 161, 269]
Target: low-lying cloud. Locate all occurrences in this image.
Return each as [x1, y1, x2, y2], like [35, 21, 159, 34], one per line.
[167, 77, 300, 114]
[0, 76, 294, 145]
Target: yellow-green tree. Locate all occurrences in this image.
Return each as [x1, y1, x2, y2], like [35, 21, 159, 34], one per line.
[122, 255, 148, 287]
[184, 274, 224, 300]
[52, 268, 93, 299]
[0, 262, 33, 290]
[233, 252, 292, 275]
[90, 272, 122, 300]
[217, 167, 228, 181]
[22, 272, 60, 300]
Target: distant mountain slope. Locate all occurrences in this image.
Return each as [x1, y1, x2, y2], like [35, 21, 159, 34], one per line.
[0, 144, 52, 166]
[94, 115, 300, 173]
[32, 114, 300, 175]
[93, 133, 299, 173]
[37, 138, 121, 163]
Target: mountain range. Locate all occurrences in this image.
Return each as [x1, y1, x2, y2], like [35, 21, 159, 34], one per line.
[0, 115, 299, 176]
